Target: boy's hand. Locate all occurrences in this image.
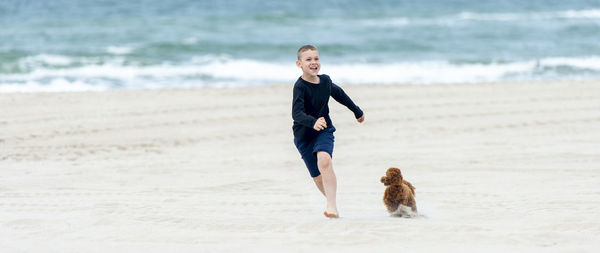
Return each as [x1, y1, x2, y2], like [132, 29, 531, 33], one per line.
[313, 117, 327, 131]
[357, 114, 365, 123]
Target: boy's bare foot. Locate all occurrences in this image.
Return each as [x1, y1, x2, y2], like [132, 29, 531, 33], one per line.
[323, 210, 339, 218]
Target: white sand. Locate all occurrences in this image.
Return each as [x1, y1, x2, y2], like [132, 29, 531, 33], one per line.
[2, 81, 600, 252]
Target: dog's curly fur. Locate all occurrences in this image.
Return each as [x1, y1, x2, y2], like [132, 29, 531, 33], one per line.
[380, 167, 417, 214]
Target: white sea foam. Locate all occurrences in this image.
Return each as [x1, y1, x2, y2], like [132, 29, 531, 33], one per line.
[3, 54, 600, 92]
[325, 61, 534, 84]
[362, 17, 411, 27]
[540, 56, 600, 70]
[200, 58, 298, 81]
[106, 46, 134, 55]
[19, 54, 74, 67]
[559, 9, 600, 19]
[458, 9, 600, 21]
[363, 9, 600, 27]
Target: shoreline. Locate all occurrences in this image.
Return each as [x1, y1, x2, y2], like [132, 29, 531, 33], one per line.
[2, 79, 600, 94]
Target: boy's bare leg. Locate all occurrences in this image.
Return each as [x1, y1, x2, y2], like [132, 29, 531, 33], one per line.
[312, 175, 326, 196]
[316, 151, 338, 218]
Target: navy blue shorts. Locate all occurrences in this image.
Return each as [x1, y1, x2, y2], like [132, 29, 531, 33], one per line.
[293, 127, 335, 178]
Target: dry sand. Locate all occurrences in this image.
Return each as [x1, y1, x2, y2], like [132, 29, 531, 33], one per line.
[1, 81, 600, 252]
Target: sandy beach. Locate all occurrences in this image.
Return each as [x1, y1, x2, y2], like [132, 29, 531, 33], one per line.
[2, 81, 600, 252]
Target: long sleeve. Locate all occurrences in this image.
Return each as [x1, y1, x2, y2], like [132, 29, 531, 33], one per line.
[292, 84, 317, 128]
[331, 82, 363, 119]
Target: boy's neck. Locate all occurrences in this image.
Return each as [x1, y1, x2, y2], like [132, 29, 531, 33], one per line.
[302, 74, 320, 84]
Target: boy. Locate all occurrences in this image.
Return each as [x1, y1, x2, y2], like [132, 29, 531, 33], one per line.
[292, 45, 365, 218]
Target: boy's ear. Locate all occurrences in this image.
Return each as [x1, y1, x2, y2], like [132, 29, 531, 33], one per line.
[296, 60, 301, 68]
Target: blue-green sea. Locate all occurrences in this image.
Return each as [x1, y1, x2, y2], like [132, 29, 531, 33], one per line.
[1, 0, 600, 91]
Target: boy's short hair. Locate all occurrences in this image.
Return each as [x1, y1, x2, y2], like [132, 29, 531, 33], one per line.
[297, 45, 317, 60]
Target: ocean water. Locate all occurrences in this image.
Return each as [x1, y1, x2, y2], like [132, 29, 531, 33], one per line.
[1, 0, 599, 92]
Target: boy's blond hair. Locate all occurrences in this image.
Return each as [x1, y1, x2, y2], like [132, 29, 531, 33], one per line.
[297, 45, 317, 60]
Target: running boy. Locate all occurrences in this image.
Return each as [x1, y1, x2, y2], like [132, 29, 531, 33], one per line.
[292, 45, 365, 218]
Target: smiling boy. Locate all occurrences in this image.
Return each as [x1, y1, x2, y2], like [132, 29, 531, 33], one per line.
[292, 45, 365, 218]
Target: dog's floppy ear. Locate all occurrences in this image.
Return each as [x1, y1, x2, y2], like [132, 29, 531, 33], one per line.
[381, 176, 390, 185]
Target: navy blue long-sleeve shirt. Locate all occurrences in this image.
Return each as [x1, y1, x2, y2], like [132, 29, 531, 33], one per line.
[292, 74, 363, 141]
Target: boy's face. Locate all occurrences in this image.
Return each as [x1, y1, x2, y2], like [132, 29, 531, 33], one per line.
[296, 49, 320, 77]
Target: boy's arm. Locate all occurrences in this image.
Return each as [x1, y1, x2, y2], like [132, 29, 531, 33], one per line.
[331, 82, 364, 120]
[292, 84, 318, 128]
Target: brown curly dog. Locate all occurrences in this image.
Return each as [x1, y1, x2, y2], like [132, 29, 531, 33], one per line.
[380, 167, 417, 214]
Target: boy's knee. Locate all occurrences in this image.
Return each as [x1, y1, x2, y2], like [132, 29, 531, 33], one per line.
[316, 152, 332, 169]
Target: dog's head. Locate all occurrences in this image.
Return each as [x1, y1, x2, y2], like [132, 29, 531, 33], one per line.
[380, 167, 404, 186]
